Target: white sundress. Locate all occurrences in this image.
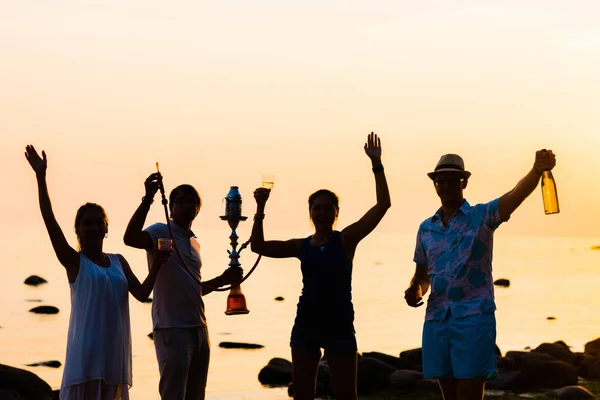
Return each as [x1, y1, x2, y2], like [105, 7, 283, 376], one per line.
[60, 253, 132, 400]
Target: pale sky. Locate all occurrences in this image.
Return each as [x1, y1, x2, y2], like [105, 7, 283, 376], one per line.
[2, 1, 600, 238]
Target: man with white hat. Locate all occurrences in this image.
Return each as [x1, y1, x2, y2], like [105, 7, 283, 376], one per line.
[404, 150, 556, 400]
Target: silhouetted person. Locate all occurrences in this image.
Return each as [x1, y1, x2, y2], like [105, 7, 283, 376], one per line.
[405, 150, 556, 400]
[250, 132, 391, 400]
[123, 174, 241, 400]
[25, 145, 171, 400]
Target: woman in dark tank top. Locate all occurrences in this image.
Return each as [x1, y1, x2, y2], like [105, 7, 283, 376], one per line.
[250, 133, 391, 400]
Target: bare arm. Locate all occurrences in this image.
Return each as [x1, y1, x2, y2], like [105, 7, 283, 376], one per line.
[498, 150, 556, 221]
[342, 132, 392, 251]
[404, 264, 430, 308]
[123, 173, 161, 251]
[118, 252, 171, 302]
[25, 146, 79, 282]
[250, 187, 303, 258]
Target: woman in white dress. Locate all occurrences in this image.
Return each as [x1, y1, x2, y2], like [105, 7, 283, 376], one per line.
[25, 145, 171, 400]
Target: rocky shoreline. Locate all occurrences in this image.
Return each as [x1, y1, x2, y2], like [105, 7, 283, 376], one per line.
[3, 339, 600, 399]
[258, 338, 600, 399]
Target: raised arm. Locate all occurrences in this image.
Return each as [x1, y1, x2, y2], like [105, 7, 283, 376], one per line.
[250, 187, 302, 258]
[25, 145, 79, 282]
[342, 132, 392, 249]
[498, 149, 556, 221]
[118, 251, 171, 302]
[123, 172, 161, 251]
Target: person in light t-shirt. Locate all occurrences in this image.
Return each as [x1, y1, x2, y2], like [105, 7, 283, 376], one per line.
[124, 175, 241, 400]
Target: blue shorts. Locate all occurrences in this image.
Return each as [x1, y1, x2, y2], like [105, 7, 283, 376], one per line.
[422, 311, 497, 380]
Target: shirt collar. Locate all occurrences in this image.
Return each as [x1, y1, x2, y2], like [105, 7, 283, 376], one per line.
[431, 199, 471, 222]
[169, 220, 196, 238]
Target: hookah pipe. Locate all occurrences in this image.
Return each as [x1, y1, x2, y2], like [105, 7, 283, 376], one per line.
[155, 163, 262, 314]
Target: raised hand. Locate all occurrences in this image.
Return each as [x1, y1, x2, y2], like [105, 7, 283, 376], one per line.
[152, 248, 173, 268]
[364, 132, 382, 160]
[254, 187, 271, 207]
[220, 267, 244, 286]
[144, 172, 162, 200]
[25, 145, 47, 176]
[533, 149, 556, 174]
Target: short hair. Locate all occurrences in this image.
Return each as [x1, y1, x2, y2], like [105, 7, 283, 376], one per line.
[169, 184, 202, 212]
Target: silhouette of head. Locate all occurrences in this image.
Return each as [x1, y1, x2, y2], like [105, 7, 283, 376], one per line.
[169, 184, 201, 223]
[308, 189, 340, 228]
[74, 203, 108, 251]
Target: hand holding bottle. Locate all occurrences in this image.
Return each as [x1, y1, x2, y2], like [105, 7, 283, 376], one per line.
[535, 149, 559, 215]
[533, 149, 556, 175]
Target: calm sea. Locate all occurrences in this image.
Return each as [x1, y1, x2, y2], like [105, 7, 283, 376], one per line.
[2, 223, 600, 399]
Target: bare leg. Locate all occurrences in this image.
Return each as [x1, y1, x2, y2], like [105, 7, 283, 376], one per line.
[438, 378, 458, 400]
[457, 378, 486, 400]
[326, 352, 358, 400]
[291, 347, 322, 400]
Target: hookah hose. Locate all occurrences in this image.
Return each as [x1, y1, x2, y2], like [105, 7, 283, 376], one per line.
[157, 177, 261, 292]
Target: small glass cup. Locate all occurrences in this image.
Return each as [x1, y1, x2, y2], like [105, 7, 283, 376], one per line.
[158, 238, 173, 251]
[262, 174, 275, 190]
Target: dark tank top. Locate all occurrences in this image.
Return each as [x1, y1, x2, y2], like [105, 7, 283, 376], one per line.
[295, 231, 354, 332]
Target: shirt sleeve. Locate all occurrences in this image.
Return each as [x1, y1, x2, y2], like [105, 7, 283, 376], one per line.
[485, 198, 504, 230]
[413, 228, 427, 266]
[143, 223, 165, 251]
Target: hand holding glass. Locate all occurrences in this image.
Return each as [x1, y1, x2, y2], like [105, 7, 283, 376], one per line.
[262, 175, 275, 189]
[158, 238, 173, 251]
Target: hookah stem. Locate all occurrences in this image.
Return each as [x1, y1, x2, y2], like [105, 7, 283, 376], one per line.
[158, 179, 261, 292]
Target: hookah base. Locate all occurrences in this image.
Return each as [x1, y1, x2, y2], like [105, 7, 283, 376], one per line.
[225, 293, 250, 315]
[225, 309, 250, 315]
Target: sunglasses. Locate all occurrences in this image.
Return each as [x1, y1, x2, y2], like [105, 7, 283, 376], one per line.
[433, 178, 465, 187]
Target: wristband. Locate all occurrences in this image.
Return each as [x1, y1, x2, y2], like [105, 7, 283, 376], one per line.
[142, 196, 154, 205]
[372, 165, 384, 173]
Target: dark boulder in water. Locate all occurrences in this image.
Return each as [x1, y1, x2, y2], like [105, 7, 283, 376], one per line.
[219, 342, 264, 349]
[26, 360, 61, 368]
[494, 278, 510, 287]
[0, 363, 53, 399]
[578, 356, 600, 379]
[24, 275, 47, 286]
[29, 306, 59, 314]
[357, 357, 397, 394]
[532, 342, 576, 365]
[389, 369, 423, 390]
[274, 296, 284, 301]
[259, 358, 292, 386]
[584, 337, 600, 357]
[553, 385, 595, 399]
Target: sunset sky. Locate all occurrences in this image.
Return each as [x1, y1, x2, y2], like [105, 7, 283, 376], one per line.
[2, 1, 600, 238]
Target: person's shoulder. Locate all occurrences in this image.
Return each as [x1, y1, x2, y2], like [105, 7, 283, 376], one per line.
[472, 198, 500, 211]
[418, 215, 435, 229]
[145, 222, 168, 232]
